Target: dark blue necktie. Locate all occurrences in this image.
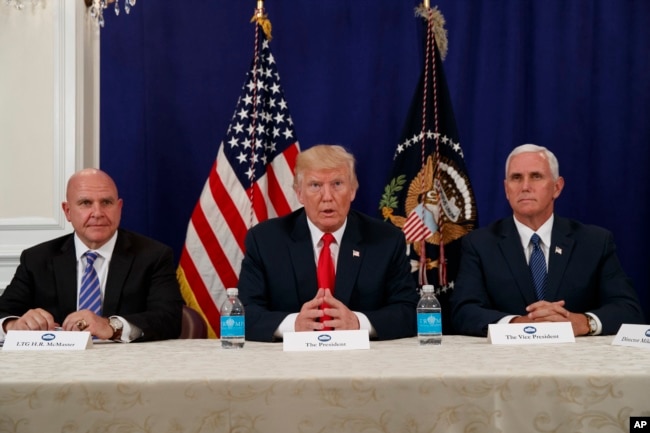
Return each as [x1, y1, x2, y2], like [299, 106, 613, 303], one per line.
[79, 251, 102, 314]
[529, 234, 547, 300]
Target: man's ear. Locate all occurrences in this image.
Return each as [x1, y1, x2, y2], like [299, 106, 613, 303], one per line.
[553, 176, 565, 199]
[61, 202, 71, 222]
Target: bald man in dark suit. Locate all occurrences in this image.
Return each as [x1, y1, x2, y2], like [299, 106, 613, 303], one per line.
[0, 169, 183, 342]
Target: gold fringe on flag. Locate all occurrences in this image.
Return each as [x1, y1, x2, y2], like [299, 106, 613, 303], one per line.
[415, 3, 448, 60]
[251, 0, 273, 41]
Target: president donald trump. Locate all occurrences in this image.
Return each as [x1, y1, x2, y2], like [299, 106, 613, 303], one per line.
[238, 144, 419, 342]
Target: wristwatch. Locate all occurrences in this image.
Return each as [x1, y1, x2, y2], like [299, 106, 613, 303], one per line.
[584, 314, 597, 335]
[108, 317, 124, 341]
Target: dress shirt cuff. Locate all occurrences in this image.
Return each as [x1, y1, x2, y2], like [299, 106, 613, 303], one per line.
[355, 312, 376, 338]
[0, 316, 20, 340]
[111, 316, 142, 343]
[0, 316, 16, 340]
[275, 313, 299, 339]
[585, 312, 602, 335]
[499, 315, 519, 324]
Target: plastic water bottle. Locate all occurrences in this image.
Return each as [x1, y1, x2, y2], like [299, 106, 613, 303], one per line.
[417, 284, 442, 345]
[220, 287, 245, 349]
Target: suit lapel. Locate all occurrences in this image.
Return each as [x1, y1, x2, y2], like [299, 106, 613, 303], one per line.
[290, 212, 320, 302]
[335, 212, 363, 305]
[546, 217, 574, 301]
[498, 218, 537, 306]
[53, 236, 78, 314]
[104, 230, 134, 314]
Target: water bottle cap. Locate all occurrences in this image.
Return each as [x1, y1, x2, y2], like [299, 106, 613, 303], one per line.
[422, 284, 434, 293]
[226, 288, 239, 296]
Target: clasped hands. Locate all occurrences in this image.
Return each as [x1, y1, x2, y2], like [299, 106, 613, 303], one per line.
[3, 308, 115, 339]
[294, 288, 360, 332]
[509, 300, 590, 336]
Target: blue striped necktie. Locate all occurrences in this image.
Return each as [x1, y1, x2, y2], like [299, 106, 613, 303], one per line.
[529, 234, 547, 300]
[79, 251, 102, 314]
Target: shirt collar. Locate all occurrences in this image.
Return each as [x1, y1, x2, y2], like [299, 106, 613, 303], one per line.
[306, 218, 347, 247]
[74, 231, 118, 261]
[513, 214, 554, 249]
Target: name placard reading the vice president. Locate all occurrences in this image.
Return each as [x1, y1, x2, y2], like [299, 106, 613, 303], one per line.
[3, 330, 93, 351]
[283, 330, 370, 352]
[488, 322, 575, 345]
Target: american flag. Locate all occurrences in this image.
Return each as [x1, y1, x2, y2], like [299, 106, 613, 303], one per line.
[177, 24, 301, 338]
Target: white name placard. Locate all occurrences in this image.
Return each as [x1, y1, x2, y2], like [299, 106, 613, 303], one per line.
[488, 322, 575, 345]
[611, 324, 650, 349]
[283, 330, 370, 352]
[2, 330, 93, 351]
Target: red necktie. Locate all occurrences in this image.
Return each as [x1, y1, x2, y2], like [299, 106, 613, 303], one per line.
[317, 233, 335, 330]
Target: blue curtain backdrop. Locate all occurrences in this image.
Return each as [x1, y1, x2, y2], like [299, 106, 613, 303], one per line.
[100, 0, 650, 321]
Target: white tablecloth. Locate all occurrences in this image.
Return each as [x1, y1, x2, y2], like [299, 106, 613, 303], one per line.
[1, 336, 649, 432]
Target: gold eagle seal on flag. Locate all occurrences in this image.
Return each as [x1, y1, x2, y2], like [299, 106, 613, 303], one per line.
[381, 154, 476, 271]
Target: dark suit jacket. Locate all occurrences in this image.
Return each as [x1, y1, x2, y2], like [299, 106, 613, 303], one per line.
[0, 229, 183, 341]
[238, 209, 419, 342]
[450, 216, 645, 336]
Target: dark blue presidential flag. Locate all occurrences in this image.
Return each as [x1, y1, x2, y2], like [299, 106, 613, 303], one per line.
[379, 5, 477, 332]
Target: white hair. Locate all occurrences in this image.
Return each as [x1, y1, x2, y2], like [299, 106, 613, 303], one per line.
[505, 144, 560, 180]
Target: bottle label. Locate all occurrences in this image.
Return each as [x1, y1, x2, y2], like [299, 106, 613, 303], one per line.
[220, 316, 245, 338]
[417, 312, 442, 334]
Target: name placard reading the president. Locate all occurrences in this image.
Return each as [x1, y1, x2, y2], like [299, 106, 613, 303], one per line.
[488, 322, 575, 345]
[3, 330, 93, 351]
[612, 324, 650, 349]
[283, 330, 370, 352]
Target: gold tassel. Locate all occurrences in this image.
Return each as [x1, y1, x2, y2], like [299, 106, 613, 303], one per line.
[415, 3, 448, 61]
[251, 11, 273, 41]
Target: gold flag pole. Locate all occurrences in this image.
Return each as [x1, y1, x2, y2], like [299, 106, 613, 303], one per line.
[255, 0, 265, 17]
[251, 0, 273, 40]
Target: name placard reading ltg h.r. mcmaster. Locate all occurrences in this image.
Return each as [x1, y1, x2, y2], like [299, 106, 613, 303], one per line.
[3, 330, 93, 351]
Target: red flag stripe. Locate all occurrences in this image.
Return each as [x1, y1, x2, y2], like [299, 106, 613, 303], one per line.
[250, 183, 269, 225]
[191, 204, 240, 288]
[403, 212, 433, 241]
[211, 153, 250, 253]
[266, 150, 295, 217]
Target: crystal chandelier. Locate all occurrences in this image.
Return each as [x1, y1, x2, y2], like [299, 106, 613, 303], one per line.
[87, 0, 136, 28]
